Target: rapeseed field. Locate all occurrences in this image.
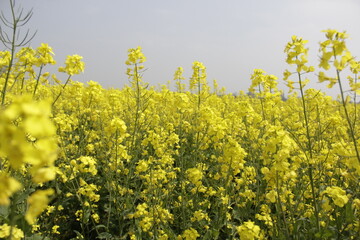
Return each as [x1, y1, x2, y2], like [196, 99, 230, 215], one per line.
[1, 3, 360, 239]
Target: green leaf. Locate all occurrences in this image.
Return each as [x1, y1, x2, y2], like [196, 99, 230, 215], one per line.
[0, 205, 9, 218]
[25, 234, 50, 240]
[97, 232, 113, 239]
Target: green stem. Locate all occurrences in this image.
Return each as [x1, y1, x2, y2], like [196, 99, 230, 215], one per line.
[297, 71, 320, 232]
[1, 0, 18, 105]
[130, 63, 141, 151]
[275, 172, 290, 238]
[259, 85, 266, 121]
[52, 75, 72, 106]
[353, 73, 357, 127]
[33, 64, 44, 97]
[197, 68, 201, 110]
[336, 69, 360, 163]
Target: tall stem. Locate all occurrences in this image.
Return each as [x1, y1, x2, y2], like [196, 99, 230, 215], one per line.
[336, 69, 360, 163]
[1, 1, 16, 105]
[197, 68, 201, 110]
[130, 63, 141, 150]
[33, 64, 44, 97]
[258, 85, 266, 121]
[297, 71, 320, 232]
[52, 75, 71, 106]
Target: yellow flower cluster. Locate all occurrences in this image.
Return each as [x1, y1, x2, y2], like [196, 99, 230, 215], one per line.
[180, 227, 200, 240]
[0, 224, 24, 240]
[0, 95, 57, 226]
[318, 30, 355, 88]
[186, 167, 203, 187]
[190, 61, 207, 91]
[34, 43, 56, 67]
[0, 96, 57, 179]
[25, 189, 54, 224]
[125, 46, 146, 65]
[58, 54, 85, 75]
[174, 66, 186, 92]
[322, 186, 349, 208]
[236, 221, 262, 240]
[283, 35, 314, 91]
[0, 173, 21, 205]
[70, 156, 98, 176]
[249, 69, 278, 94]
[129, 202, 173, 233]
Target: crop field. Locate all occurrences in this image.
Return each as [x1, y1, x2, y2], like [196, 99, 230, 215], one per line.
[1, 7, 360, 239]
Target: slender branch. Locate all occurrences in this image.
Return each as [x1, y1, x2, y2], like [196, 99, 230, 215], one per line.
[336, 69, 360, 163]
[0, 0, 36, 104]
[33, 64, 44, 97]
[297, 70, 320, 232]
[52, 75, 72, 106]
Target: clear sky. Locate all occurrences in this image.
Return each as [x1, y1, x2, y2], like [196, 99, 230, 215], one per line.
[2, 0, 360, 96]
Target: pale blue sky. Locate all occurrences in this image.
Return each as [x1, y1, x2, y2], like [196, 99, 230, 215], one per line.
[2, 0, 360, 96]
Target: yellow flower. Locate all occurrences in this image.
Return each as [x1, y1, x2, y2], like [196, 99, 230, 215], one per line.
[0, 224, 24, 240]
[25, 189, 54, 224]
[318, 71, 338, 88]
[191, 210, 210, 222]
[255, 209, 273, 227]
[174, 67, 185, 81]
[249, 69, 278, 93]
[136, 160, 149, 173]
[352, 199, 360, 212]
[77, 156, 98, 176]
[350, 60, 360, 74]
[186, 168, 203, 187]
[75, 210, 83, 221]
[92, 213, 100, 223]
[132, 203, 148, 218]
[31, 224, 40, 233]
[322, 186, 349, 207]
[0, 51, 11, 66]
[125, 46, 146, 65]
[265, 190, 277, 203]
[125, 46, 147, 88]
[58, 54, 85, 75]
[139, 216, 153, 232]
[319, 29, 352, 75]
[0, 174, 22, 205]
[284, 35, 309, 64]
[236, 221, 261, 240]
[283, 69, 292, 81]
[0, 96, 58, 182]
[182, 228, 200, 240]
[32, 167, 57, 184]
[52, 225, 60, 234]
[190, 61, 207, 91]
[77, 179, 100, 202]
[46, 206, 55, 215]
[283, 35, 314, 92]
[35, 43, 56, 66]
[174, 66, 186, 92]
